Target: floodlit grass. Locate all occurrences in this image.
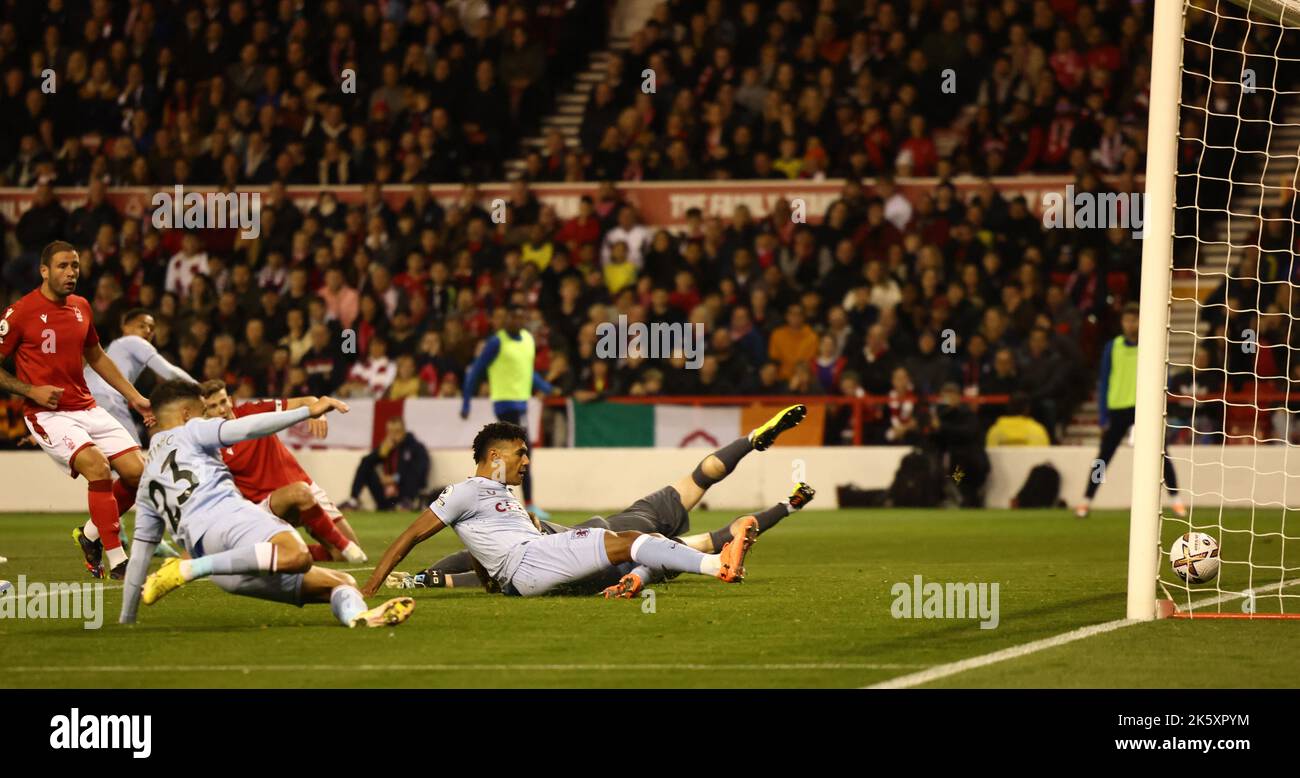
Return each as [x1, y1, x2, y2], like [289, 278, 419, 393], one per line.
[1, 508, 1296, 688]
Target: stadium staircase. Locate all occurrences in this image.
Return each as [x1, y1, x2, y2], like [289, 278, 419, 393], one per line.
[1065, 102, 1300, 445]
[1166, 103, 1300, 370]
[504, 36, 632, 180]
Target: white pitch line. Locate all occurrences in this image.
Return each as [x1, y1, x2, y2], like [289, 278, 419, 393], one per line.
[865, 618, 1138, 689]
[2, 662, 925, 674]
[868, 578, 1300, 690]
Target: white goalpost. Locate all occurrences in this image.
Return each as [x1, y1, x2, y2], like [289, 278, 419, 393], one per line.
[1129, 0, 1300, 619]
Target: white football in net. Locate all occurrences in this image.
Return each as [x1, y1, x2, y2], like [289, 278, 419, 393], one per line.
[1169, 532, 1221, 585]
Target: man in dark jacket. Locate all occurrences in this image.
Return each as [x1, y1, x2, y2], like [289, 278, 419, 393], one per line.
[928, 382, 990, 507]
[343, 417, 431, 511]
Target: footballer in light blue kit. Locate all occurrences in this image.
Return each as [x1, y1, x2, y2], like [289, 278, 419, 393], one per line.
[362, 405, 809, 599]
[84, 309, 196, 444]
[119, 380, 413, 628]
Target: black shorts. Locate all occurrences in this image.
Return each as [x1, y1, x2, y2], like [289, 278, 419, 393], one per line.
[604, 485, 691, 539]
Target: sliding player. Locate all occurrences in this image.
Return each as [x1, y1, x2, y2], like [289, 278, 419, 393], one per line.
[0, 241, 153, 579]
[119, 380, 411, 628]
[362, 405, 808, 598]
[199, 380, 366, 563]
[391, 482, 817, 595]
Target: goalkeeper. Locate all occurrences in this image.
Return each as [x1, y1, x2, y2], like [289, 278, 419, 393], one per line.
[1075, 303, 1185, 518]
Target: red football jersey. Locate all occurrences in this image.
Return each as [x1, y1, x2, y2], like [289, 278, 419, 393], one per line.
[0, 289, 100, 413]
[221, 399, 313, 502]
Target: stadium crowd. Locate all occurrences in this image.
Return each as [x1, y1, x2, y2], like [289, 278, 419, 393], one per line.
[0, 0, 1289, 451]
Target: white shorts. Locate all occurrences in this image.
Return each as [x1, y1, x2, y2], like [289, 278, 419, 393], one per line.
[94, 393, 141, 445]
[255, 482, 344, 521]
[25, 406, 140, 478]
[506, 527, 612, 597]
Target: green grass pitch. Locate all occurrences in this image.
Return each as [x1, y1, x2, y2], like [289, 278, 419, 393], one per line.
[1, 508, 1298, 688]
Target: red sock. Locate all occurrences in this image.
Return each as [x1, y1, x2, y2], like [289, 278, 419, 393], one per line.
[307, 544, 331, 561]
[299, 504, 352, 552]
[87, 479, 123, 550]
[112, 478, 136, 514]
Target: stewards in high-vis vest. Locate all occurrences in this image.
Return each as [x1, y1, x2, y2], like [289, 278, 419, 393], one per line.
[1075, 303, 1184, 518]
[462, 306, 556, 518]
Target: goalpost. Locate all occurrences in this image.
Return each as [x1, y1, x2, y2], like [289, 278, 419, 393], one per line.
[1129, 0, 1300, 619]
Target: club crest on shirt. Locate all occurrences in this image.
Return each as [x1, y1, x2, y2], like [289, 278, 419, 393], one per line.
[73, 307, 83, 322]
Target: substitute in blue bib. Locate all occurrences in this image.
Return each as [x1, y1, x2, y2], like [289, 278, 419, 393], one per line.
[460, 304, 555, 519]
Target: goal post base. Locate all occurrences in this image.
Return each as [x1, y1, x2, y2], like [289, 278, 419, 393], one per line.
[1158, 599, 1300, 619]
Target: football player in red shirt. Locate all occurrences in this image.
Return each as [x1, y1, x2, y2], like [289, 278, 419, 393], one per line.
[198, 380, 367, 563]
[0, 241, 155, 578]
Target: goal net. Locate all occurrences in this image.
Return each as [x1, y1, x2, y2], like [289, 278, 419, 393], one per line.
[1130, 0, 1300, 619]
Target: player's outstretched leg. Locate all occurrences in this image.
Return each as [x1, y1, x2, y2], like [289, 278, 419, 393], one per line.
[682, 482, 816, 554]
[749, 403, 808, 451]
[143, 531, 311, 605]
[603, 522, 758, 585]
[672, 404, 807, 511]
[298, 568, 414, 628]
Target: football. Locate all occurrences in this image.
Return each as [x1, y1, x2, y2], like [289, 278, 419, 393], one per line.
[1169, 532, 1221, 584]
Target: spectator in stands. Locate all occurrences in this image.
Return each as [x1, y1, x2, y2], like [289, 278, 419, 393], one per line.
[768, 303, 819, 380]
[849, 323, 898, 395]
[601, 206, 651, 269]
[386, 354, 426, 400]
[905, 330, 955, 398]
[340, 335, 397, 398]
[341, 417, 430, 512]
[883, 366, 922, 445]
[1019, 327, 1068, 440]
[0, 0, 1218, 463]
[980, 347, 1021, 426]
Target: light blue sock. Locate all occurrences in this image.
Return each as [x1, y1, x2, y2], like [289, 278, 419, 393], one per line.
[330, 586, 368, 626]
[184, 543, 273, 580]
[628, 563, 659, 583]
[629, 535, 708, 576]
